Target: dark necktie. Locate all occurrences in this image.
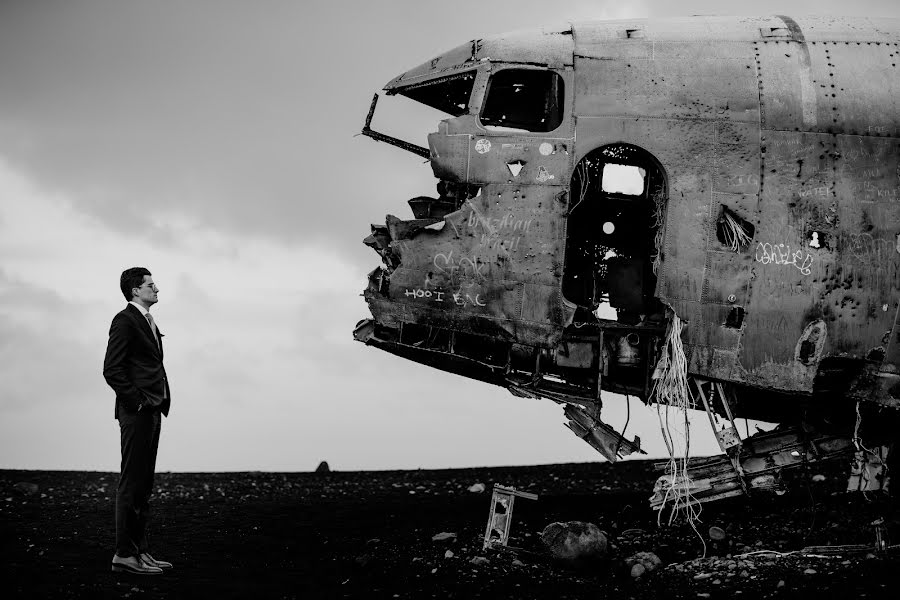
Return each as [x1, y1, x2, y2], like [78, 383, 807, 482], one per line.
[145, 313, 160, 349]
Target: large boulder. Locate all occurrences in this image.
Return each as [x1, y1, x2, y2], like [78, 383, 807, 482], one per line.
[541, 521, 608, 565]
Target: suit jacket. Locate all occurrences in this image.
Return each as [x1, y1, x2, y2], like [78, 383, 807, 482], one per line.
[103, 304, 171, 419]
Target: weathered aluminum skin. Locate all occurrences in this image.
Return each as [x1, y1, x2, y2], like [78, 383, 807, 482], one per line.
[363, 15, 900, 401]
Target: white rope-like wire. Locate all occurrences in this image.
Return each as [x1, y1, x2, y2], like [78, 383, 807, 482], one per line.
[650, 311, 705, 553]
[719, 210, 752, 252]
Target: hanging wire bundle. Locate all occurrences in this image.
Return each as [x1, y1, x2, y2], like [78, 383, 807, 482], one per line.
[649, 311, 704, 548]
[649, 185, 667, 275]
[717, 208, 753, 252]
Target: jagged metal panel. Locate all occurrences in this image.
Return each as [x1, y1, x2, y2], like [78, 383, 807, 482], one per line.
[367, 184, 574, 347]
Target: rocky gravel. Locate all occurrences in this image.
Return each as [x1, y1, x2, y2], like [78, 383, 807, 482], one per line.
[1, 459, 898, 599]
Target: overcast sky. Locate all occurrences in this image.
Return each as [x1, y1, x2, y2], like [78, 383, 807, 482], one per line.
[2, 0, 898, 472]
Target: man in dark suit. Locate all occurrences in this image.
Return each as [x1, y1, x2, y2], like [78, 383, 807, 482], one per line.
[103, 267, 173, 575]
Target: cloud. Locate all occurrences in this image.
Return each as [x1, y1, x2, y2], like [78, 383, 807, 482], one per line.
[0, 155, 375, 468]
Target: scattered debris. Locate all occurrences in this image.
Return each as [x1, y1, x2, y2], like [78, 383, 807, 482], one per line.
[483, 484, 538, 550]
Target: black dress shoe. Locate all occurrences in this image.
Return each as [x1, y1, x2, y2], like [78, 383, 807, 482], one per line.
[111, 554, 163, 575]
[140, 553, 173, 569]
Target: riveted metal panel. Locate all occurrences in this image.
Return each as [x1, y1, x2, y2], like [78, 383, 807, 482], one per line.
[573, 57, 758, 122]
[807, 42, 900, 137]
[741, 131, 832, 376]
[754, 40, 820, 132]
[788, 16, 900, 43]
[704, 251, 753, 306]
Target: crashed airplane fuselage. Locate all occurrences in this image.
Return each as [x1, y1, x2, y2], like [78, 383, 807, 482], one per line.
[355, 16, 900, 508]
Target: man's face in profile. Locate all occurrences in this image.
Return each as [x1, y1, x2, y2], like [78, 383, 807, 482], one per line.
[133, 275, 159, 308]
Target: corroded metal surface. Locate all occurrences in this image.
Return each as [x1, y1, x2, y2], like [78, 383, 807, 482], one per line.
[359, 15, 900, 414]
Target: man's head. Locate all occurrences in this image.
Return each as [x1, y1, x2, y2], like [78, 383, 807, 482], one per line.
[120, 267, 158, 308]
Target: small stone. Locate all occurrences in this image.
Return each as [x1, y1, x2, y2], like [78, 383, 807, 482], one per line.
[314, 461, 330, 474]
[777, 580, 786, 588]
[713, 579, 722, 585]
[468, 483, 486, 493]
[811, 474, 826, 482]
[694, 573, 712, 580]
[469, 556, 490, 566]
[432, 532, 457, 542]
[804, 568, 817, 575]
[13, 482, 39, 496]
[444, 550, 454, 559]
[630, 563, 646, 578]
[740, 570, 750, 578]
[709, 526, 727, 541]
[512, 559, 525, 567]
[698, 594, 711, 599]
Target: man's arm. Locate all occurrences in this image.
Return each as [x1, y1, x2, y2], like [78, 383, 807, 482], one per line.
[102, 313, 144, 411]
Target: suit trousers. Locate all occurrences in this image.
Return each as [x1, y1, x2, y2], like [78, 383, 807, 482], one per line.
[115, 409, 161, 557]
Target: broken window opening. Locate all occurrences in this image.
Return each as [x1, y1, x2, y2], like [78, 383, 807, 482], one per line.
[480, 69, 564, 133]
[601, 164, 646, 195]
[562, 144, 667, 323]
[725, 307, 745, 329]
[716, 206, 755, 252]
[396, 71, 477, 117]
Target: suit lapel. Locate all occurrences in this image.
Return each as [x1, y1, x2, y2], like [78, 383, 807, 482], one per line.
[126, 304, 162, 358]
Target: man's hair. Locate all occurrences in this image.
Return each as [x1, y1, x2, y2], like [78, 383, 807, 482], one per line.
[120, 267, 152, 301]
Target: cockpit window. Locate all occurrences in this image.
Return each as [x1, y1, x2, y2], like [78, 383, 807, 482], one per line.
[480, 69, 564, 132]
[397, 71, 476, 117]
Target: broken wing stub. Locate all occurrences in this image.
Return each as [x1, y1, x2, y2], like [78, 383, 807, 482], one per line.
[563, 404, 644, 463]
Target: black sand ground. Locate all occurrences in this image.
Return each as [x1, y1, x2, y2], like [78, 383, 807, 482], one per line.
[2, 459, 898, 599]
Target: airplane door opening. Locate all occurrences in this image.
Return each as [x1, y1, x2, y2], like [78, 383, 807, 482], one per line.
[563, 143, 668, 325]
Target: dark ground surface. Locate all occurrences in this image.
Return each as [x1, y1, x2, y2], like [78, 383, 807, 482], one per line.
[2, 459, 899, 599]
